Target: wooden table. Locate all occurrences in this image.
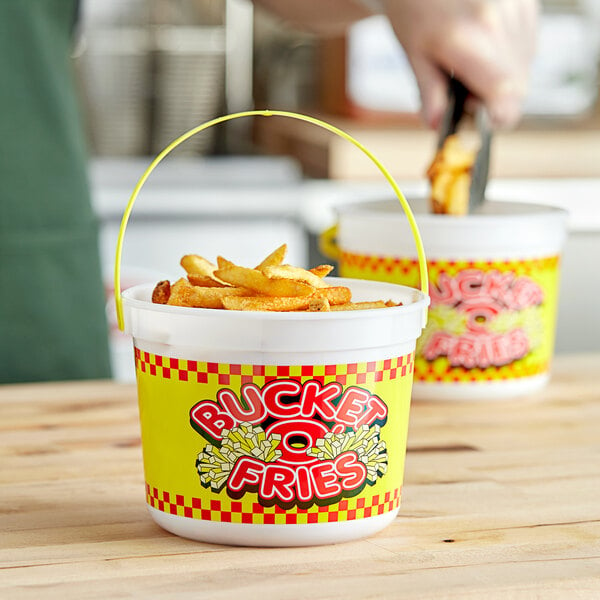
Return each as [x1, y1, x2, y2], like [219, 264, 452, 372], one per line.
[2, 354, 599, 599]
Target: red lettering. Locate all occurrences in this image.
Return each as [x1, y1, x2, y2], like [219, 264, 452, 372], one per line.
[228, 456, 265, 492]
[423, 331, 453, 361]
[299, 380, 340, 420]
[310, 461, 342, 499]
[457, 270, 484, 301]
[262, 380, 302, 418]
[259, 463, 297, 503]
[224, 454, 371, 504]
[193, 379, 392, 433]
[424, 328, 532, 369]
[227, 452, 367, 503]
[507, 328, 529, 359]
[331, 423, 346, 434]
[354, 396, 388, 427]
[335, 452, 367, 490]
[336, 388, 371, 426]
[191, 376, 394, 506]
[480, 270, 513, 307]
[218, 384, 266, 423]
[266, 419, 329, 465]
[431, 269, 543, 313]
[490, 333, 512, 366]
[294, 465, 314, 502]
[190, 401, 234, 441]
[448, 334, 477, 368]
[430, 272, 459, 305]
[464, 304, 500, 332]
[476, 335, 494, 369]
[511, 277, 543, 309]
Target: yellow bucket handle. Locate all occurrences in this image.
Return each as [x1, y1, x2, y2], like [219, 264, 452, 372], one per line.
[318, 224, 340, 262]
[114, 109, 428, 330]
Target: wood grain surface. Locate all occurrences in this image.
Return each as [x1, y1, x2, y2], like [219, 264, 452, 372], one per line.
[1, 354, 599, 599]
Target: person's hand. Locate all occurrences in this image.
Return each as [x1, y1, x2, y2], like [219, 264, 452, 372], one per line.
[383, 0, 539, 129]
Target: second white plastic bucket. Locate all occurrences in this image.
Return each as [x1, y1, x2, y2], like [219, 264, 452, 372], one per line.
[334, 198, 568, 400]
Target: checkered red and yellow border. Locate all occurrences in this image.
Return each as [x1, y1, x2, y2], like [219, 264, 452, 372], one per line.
[135, 349, 414, 385]
[146, 483, 401, 524]
[340, 252, 560, 285]
[413, 357, 549, 382]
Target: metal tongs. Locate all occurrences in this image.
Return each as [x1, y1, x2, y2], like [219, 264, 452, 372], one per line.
[437, 77, 492, 212]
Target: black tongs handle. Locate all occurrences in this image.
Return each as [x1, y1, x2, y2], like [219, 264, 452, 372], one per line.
[437, 77, 469, 149]
[436, 76, 492, 211]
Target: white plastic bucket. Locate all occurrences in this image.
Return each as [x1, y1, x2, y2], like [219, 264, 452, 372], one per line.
[114, 111, 429, 546]
[331, 197, 568, 400]
[122, 278, 427, 546]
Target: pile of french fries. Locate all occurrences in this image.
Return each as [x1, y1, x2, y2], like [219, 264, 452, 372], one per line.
[427, 134, 476, 216]
[151, 244, 400, 312]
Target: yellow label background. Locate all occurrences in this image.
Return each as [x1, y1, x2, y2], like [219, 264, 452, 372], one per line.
[340, 253, 560, 382]
[135, 352, 414, 524]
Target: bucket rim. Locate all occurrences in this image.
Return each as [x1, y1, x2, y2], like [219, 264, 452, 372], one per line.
[337, 197, 569, 222]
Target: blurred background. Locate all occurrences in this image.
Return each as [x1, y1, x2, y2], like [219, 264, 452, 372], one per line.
[73, 0, 600, 379]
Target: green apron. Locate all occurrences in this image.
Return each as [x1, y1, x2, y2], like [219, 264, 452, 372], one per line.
[0, 0, 111, 383]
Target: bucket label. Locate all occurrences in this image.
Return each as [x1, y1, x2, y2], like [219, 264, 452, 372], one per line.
[340, 252, 560, 382]
[135, 350, 414, 524]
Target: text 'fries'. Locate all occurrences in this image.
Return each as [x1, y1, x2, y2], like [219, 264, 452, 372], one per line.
[151, 244, 402, 312]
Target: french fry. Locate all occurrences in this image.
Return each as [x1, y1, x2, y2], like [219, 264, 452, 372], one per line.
[309, 265, 334, 278]
[262, 264, 330, 289]
[255, 243, 287, 270]
[216, 256, 235, 270]
[445, 172, 471, 216]
[151, 280, 171, 304]
[427, 134, 476, 216]
[181, 254, 229, 286]
[167, 278, 249, 309]
[222, 295, 313, 312]
[330, 301, 388, 311]
[181, 254, 216, 276]
[187, 273, 230, 288]
[428, 135, 475, 175]
[316, 286, 352, 306]
[308, 296, 331, 312]
[430, 170, 455, 214]
[215, 263, 315, 297]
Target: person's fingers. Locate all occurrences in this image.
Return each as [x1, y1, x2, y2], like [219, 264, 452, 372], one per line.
[386, 0, 538, 129]
[457, 64, 526, 128]
[409, 55, 449, 129]
[434, 26, 527, 128]
[486, 92, 522, 128]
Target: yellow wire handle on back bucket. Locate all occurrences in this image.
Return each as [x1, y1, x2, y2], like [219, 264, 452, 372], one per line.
[114, 110, 428, 331]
